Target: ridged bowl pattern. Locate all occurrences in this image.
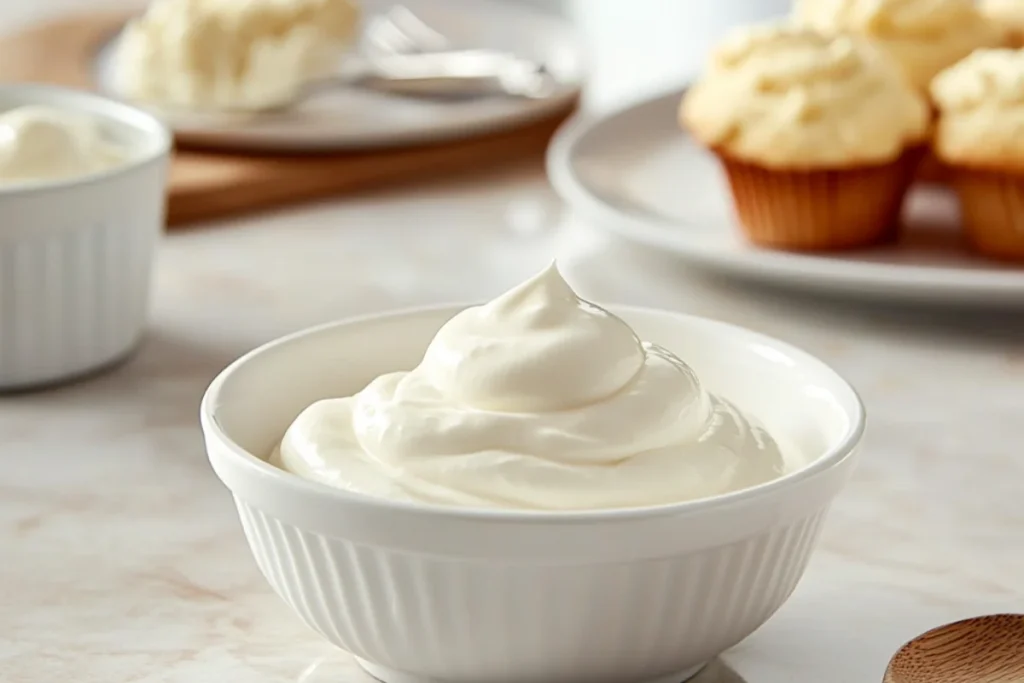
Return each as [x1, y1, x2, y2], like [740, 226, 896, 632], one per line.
[235, 498, 827, 683]
[0, 147, 167, 389]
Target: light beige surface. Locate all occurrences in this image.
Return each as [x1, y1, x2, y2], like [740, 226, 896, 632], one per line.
[4, 179, 1024, 683]
[681, 23, 928, 168]
[793, 0, 1003, 91]
[3, 2, 1024, 683]
[931, 47, 1024, 169]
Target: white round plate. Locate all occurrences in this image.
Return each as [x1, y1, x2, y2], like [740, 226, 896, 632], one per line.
[548, 89, 1024, 306]
[93, 0, 584, 152]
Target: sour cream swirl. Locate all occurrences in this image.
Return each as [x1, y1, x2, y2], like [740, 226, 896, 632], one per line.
[275, 264, 786, 510]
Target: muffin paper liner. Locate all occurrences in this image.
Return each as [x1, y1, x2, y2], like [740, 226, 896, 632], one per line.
[949, 167, 1024, 262]
[915, 149, 950, 184]
[715, 148, 923, 251]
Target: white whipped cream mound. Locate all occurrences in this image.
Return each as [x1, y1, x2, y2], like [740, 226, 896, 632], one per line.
[0, 106, 125, 184]
[114, 0, 359, 111]
[275, 264, 788, 510]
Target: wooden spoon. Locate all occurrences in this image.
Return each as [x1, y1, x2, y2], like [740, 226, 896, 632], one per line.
[884, 614, 1024, 683]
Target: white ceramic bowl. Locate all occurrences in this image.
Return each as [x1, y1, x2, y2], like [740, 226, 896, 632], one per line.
[0, 85, 171, 390]
[201, 305, 864, 683]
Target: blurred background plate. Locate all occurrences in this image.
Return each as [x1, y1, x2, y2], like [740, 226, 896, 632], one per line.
[92, 0, 585, 152]
[548, 89, 1024, 307]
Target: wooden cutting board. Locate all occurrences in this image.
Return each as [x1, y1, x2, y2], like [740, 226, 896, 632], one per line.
[0, 12, 575, 227]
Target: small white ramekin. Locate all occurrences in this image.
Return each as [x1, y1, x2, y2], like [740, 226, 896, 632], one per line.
[0, 85, 171, 391]
[201, 306, 864, 683]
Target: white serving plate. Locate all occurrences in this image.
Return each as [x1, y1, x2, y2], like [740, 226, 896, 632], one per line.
[93, 0, 585, 152]
[547, 89, 1024, 306]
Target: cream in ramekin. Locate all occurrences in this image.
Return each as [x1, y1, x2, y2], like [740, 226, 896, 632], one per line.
[0, 85, 171, 390]
[201, 284, 864, 683]
[0, 105, 127, 183]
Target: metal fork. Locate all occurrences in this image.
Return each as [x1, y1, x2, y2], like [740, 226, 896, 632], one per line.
[350, 6, 556, 101]
[363, 6, 451, 55]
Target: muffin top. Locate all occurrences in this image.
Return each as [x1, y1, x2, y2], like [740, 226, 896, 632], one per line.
[680, 24, 929, 169]
[793, 0, 1003, 91]
[981, 0, 1024, 32]
[930, 48, 1024, 168]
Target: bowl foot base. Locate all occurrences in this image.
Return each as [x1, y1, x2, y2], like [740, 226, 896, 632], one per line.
[355, 658, 707, 683]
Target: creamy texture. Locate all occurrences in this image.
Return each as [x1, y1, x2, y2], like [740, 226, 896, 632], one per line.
[680, 23, 929, 168]
[275, 264, 787, 511]
[983, 0, 1024, 25]
[930, 48, 1024, 168]
[982, 0, 1024, 46]
[793, 0, 1003, 91]
[115, 0, 359, 111]
[0, 106, 125, 184]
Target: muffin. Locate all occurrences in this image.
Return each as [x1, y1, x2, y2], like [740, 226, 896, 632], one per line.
[680, 24, 929, 251]
[793, 0, 1003, 93]
[931, 48, 1024, 261]
[981, 0, 1024, 48]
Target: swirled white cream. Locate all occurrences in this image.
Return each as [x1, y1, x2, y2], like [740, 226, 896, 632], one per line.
[274, 265, 787, 510]
[0, 106, 125, 184]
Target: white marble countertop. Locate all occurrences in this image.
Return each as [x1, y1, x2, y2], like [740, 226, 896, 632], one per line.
[4, 2, 1024, 682]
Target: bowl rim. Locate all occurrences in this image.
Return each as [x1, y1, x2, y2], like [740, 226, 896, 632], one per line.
[201, 303, 866, 524]
[0, 83, 172, 195]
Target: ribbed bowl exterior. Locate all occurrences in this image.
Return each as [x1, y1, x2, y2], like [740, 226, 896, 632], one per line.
[0, 158, 167, 389]
[234, 497, 828, 683]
